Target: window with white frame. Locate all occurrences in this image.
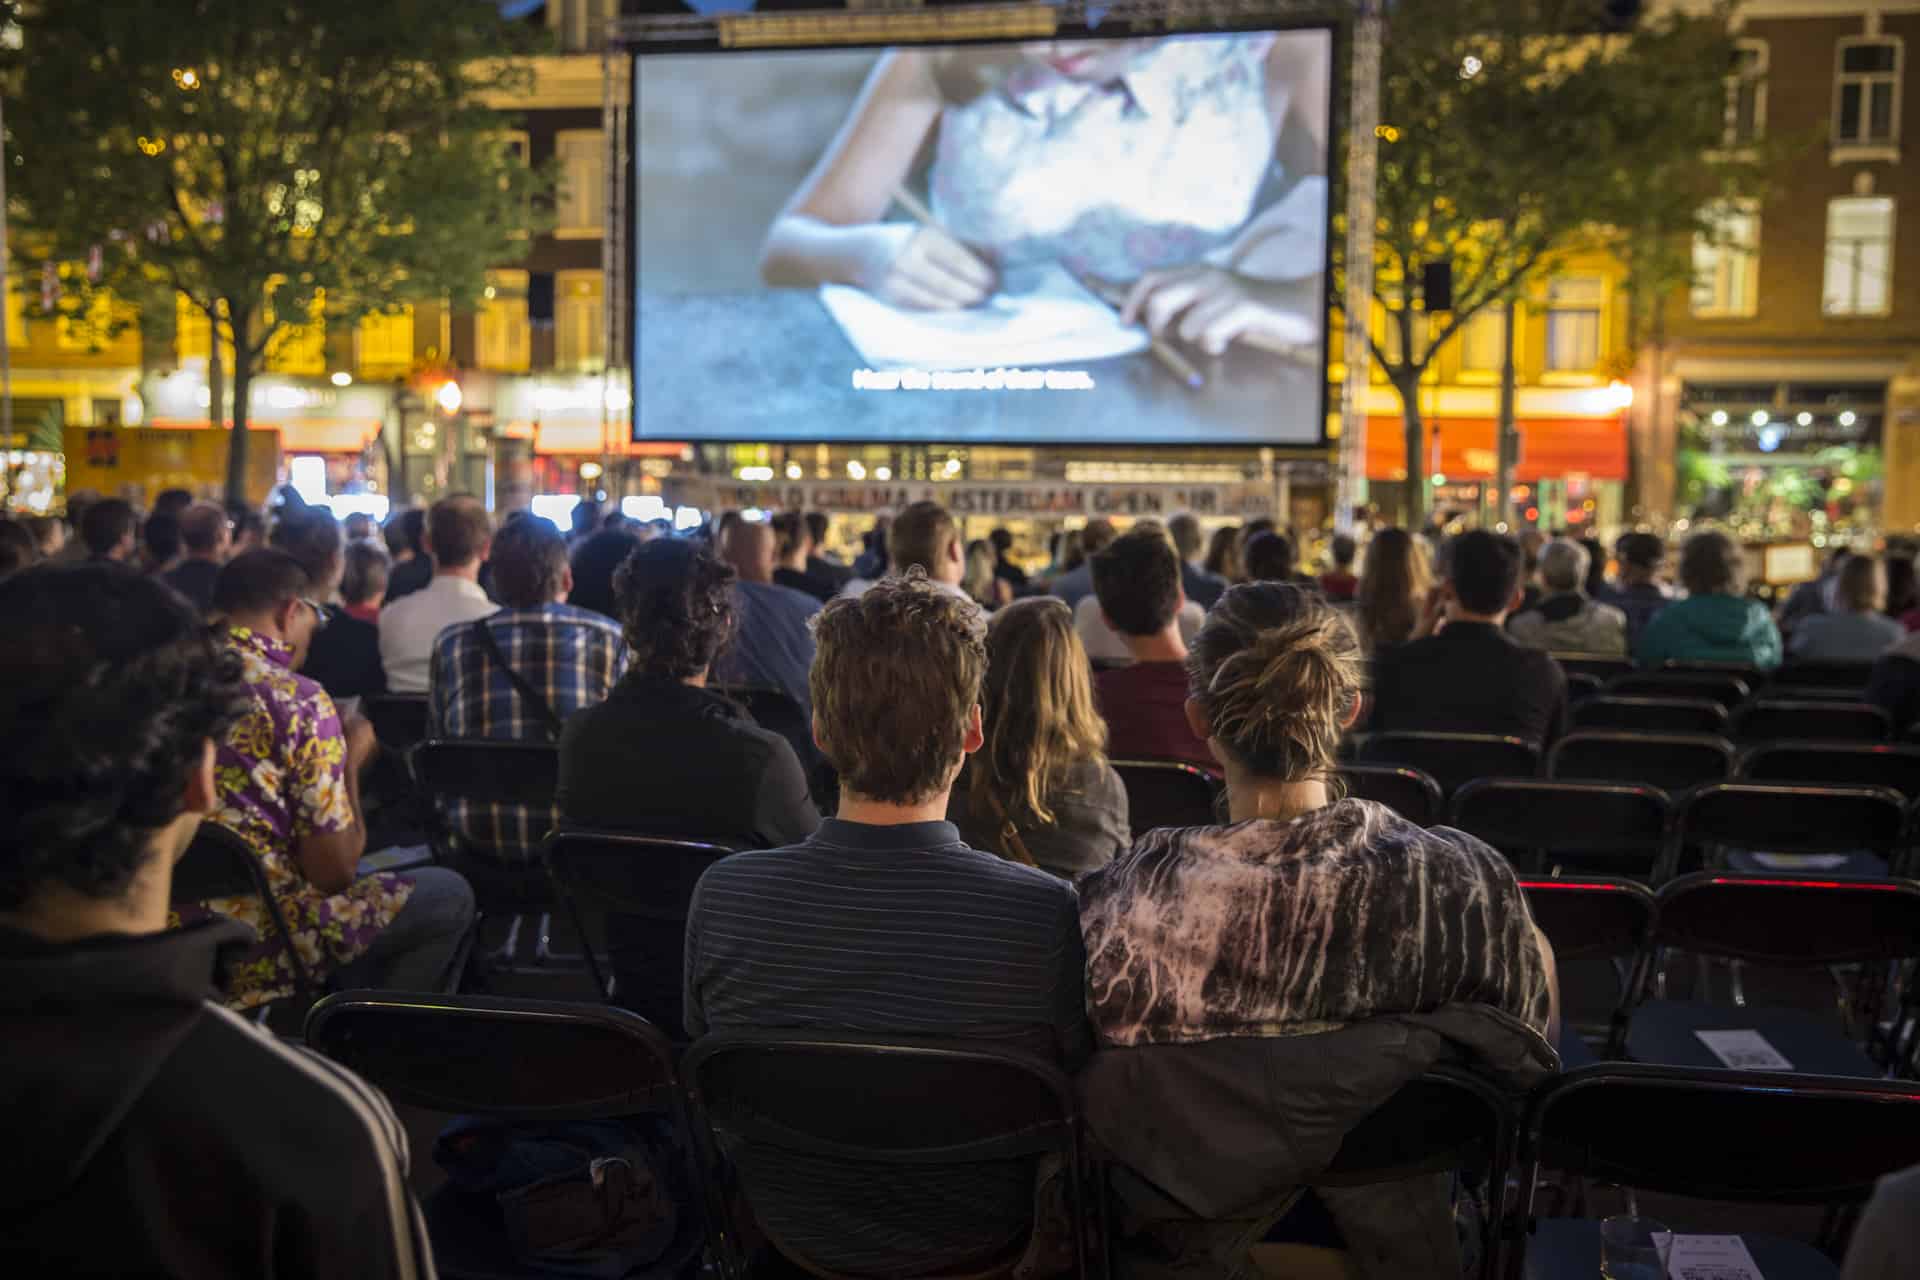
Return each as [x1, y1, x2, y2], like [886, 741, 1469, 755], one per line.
[1544, 277, 1604, 371]
[555, 271, 604, 371]
[1823, 196, 1894, 316]
[1834, 38, 1901, 149]
[477, 271, 531, 373]
[1691, 201, 1761, 318]
[554, 129, 605, 238]
[1726, 40, 1767, 147]
[1459, 306, 1511, 374]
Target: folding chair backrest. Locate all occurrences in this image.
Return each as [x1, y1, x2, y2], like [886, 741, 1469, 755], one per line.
[306, 991, 678, 1119]
[1653, 871, 1920, 967]
[1572, 696, 1728, 736]
[409, 739, 561, 810]
[1526, 1064, 1920, 1204]
[1548, 731, 1734, 794]
[1337, 764, 1444, 827]
[545, 830, 737, 922]
[365, 694, 430, 753]
[171, 822, 315, 998]
[1660, 661, 1765, 684]
[1356, 732, 1538, 798]
[1678, 782, 1908, 859]
[1773, 660, 1875, 696]
[716, 685, 816, 767]
[1451, 780, 1670, 875]
[1606, 672, 1751, 712]
[1519, 877, 1657, 960]
[1730, 698, 1892, 743]
[1552, 654, 1634, 684]
[1113, 760, 1220, 836]
[1564, 672, 1604, 704]
[1317, 1065, 1518, 1188]
[1737, 741, 1920, 800]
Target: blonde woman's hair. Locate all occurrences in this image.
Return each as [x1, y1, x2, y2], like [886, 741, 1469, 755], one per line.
[962, 539, 998, 606]
[1355, 528, 1431, 652]
[970, 597, 1108, 830]
[1189, 584, 1364, 783]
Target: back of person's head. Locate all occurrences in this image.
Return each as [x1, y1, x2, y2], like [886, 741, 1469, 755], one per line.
[341, 540, 390, 608]
[1678, 531, 1743, 597]
[1056, 529, 1086, 573]
[804, 511, 830, 549]
[1189, 583, 1361, 782]
[725, 518, 776, 583]
[569, 525, 644, 618]
[989, 527, 1014, 556]
[342, 511, 373, 542]
[152, 488, 194, 520]
[426, 494, 491, 570]
[1836, 553, 1884, 614]
[1238, 517, 1277, 557]
[490, 515, 570, 609]
[385, 507, 425, 559]
[0, 519, 38, 580]
[812, 573, 987, 805]
[1617, 531, 1664, 576]
[1355, 527, 1431, 650]
[1168, 513, 1204, 561]
[227, 502, 267, 551]
[1204, 524, 1241, 580]
[80, 498, 138, 558]
[270, 506, 344, 595]
[1578, 537, 1608, 596]
[614, 538, 735, 680]
[179, 501, 230, 558]
[973, 597, 1106, 830]
[570, 498, 602, 540]
[1242, 531, 1297, 583]
[1079, 517, 1118, 558]
[769, 511, 807, 560]
[143, 511, 182, 565]
[1539, 539, 1591, 596]
[24, 514, 64, 557]
[1091, 527, 1182, 637]
[888, 500, 960, 577]
[963, 539, 997, 602]
[212, 548, 312, 619]
[1887, 554, 1918, 616]
[0, 566, 246, 911]
[1331, 534, 1357, 570]
[1448, 530, 1525, 616]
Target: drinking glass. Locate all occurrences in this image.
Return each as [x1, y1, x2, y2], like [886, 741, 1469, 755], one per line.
[1600, 1215, 1673, 1280]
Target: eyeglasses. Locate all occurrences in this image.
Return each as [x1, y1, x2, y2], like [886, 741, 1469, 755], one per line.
[301, 599, 331, 632]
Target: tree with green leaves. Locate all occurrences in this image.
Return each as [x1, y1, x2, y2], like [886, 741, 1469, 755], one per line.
[2, 0, 549, 502]
[1357, 0, 1771, 524]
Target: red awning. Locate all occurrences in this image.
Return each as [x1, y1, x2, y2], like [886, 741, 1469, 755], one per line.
[1363, 415, 1628, 483]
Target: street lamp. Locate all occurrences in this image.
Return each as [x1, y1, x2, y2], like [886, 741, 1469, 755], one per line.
[434, 379, 463, 416]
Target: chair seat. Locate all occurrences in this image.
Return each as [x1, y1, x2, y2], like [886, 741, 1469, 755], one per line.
[425, 1179, 705, 1279]
[1625, 1000, 1880, 1077]
[1555, 1027, 1599, 1072]
[1725, 849, 1889, 878]
[1524, 1218, 1836, 1279]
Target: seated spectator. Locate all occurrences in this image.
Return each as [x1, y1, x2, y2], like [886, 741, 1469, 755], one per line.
[685, 575, 1089, 1273]
[378, 494, 499, 694]
[1777, 545, 1848, 643]
[1372, 530, 1569, 746]
[804, 510, 854, 590]
[227, 503, 267, 556]
[430, 517, 626, 865]
[1845, 1163, 1920, 1280]
[1886, 555, 1920, 632]
[1049, 516, 1117, 609]
[1318, 533, 1359, 602]
[23, 513, 66, 559]
[1090, 527, 1216, 772]
[380, 507, 431, 604]
[1203, 523, 1242, 584]
[567, 523, 643, 620]
[963, 537, 1014, 610]
[80, 497, 139, 563]
[162, 501, 232, 613]
[990, 526, 1029, 591]
[1789, 554, 1904, 661]
[714, 520, 820, 718]
[843, 500, 970, 602]
[179, 551, 474, 1009]
[152, 487, 194, 520]
[1242, 529, 1318, 590]
[342, 511, 373, 543]
[1598, 531, 1672, 647]
[1868, 635, 1920, 735]
[850, 514, 890, 579]
[0, 518, 38, 580]
[0, 561, 435, 1278]
[274, 507, 385, 704]
[1077, 586, 1556, 1274]
[1354, 527, 1431, 653]
[340, 539, 389, 625]
[1075, 520, 1206, 664]
[568, 497, 603, 546]
[949, 598, 1129, 878]
[1579, 536, 1609, 598]
[1517, 527, 1548, 613]
[1636, 530, 1782, 670]
[1169, 512, 1227, 610]
[141, 510, 183, 576]
[1507, 538, 1629, 656]
[769, 510, 836, 603]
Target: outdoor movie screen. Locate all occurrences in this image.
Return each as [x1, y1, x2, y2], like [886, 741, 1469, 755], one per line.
[632, 27, 1334, 446]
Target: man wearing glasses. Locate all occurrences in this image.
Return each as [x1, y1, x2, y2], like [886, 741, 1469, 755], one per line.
[176, 549, 473, 1010]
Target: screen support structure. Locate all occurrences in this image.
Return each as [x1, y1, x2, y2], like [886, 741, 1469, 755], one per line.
[601, 36, 633, 476]
[1333, 0, 1380, 535]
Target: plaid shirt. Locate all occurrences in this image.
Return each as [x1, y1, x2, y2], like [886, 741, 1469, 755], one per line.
[428, 603, 628, 863]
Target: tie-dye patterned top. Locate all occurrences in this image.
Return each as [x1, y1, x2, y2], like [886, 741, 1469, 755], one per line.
[1079, 798, 1551, 1046]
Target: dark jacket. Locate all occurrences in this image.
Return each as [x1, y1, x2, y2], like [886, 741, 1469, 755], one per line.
[382, 554, 433, 605]
[1182, 561, 1227, 611]
[1868, 647, 1920, 735]
[161, 557, 221, 614]
[0, 917, 433, 1279]
[1370, 621, 1570, 747]
[301, 604, 387, 702]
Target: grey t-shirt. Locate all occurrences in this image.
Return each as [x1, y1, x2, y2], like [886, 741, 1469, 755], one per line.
[948, 758, 1131, 878]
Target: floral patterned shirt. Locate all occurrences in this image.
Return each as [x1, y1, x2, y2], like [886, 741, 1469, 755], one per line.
[175, 625, 413, 1009]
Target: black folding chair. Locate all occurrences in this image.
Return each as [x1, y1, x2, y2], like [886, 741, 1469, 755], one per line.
[1338, 764, 1444, 826]
[305, 992, 718, 1279]
[1547, 731, 1734, 796]
[717, 684, 836, 807]
[1772, 660, 1876, 698]
[1519, 878, 1657, 1066]
[170, 821, 316, 1003]
[1730, 698, 1892, 743]
[1571, 695, 1728, 736]
[543, 830, 739, 1039]
[1624, 871, 1920, 1078]
[1563, 672, 1604, 704]
[1679, 781, 1910, 878]
[684, 1030, 1092, 1279]
[1551, 654, 1634, 685]
[1451, 780, 1672, 880]
[1737, 741, 1920, 801]
[365, 694, 431, 756]
[1113, 759, 1220, 836]
[1511, 1065, 1920, 1280]
[1357, 732, 1539, 799]
[1659, 660, 1765, 683]
[1606, 671, 1752, 712]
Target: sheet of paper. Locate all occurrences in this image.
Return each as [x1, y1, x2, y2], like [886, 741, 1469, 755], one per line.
[1666, 1233, 1765, 1280]
[819, 262, 1150, 371]
[1748, 851, 1851, 871]
[1694, 1029, 1793, 1071]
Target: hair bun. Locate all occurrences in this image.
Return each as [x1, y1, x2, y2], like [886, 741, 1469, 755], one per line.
[1202, 609, 1361, 780]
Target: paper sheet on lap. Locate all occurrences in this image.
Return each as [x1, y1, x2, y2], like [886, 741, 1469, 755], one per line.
[1665, 1234, 1766, 1280]
[820, 263, 1150, 370]
[1694, 1029, 1793, 1071]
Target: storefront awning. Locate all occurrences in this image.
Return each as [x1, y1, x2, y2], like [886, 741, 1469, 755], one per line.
[1363, 415, 1627, 483]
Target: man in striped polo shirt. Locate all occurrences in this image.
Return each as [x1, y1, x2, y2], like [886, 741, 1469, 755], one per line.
[685, 571, 1092, 1274]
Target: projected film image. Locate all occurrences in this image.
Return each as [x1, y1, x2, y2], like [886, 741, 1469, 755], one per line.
[634, 29, 1333, 445]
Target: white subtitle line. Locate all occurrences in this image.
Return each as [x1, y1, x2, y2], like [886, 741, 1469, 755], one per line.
[851, 367, 1096, 391]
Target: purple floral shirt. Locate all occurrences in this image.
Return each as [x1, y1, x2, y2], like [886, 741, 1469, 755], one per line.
[174, 625, 413, 1008]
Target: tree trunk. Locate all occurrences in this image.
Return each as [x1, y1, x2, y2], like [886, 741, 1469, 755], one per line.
[207, 302, 229, 500]
[1397, 375, 1427, 527]
[224, 303, 250, 506]
[1495, 296, 1519, 529]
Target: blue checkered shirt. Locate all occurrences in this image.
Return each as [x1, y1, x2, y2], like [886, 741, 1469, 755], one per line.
[428, 603, 628, 863]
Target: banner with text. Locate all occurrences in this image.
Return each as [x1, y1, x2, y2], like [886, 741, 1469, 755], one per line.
[677, 479, 1276, 520]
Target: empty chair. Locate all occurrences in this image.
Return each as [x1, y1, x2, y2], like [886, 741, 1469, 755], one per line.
[305, 992, 714, 1278]
[1520, 878, 1656, 1067]
[1451, 780, 1671, 880]
[1356, 732, 1539, 799]
[1730, 698, 1891, 743]
[170, 821, 315, 1002]
[1679, 781, 1909, 878]
[1624, 872, 1920, 1078]
[1337, 764, 1444, 826]
[1513, 1065, 1920, 1279]
[1772, 659, 1875, 697]
[1606, 671, 1752, 712]
[1738, 740, 1920, 801]
[1113, 759, 1220, 836]
[364, 693, 430, 754]
[685, 1030, 1092, 1279]
[1548, 731, 1734, 796]
[1572, 696, 1728, 736]
[1551, 653, 1634, 685]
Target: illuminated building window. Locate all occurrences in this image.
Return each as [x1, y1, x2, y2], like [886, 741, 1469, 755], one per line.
[357, 306, 416, 377]
[477, 270, 531, 373]
[1834, 38, 1901, 150]
[1459, 307, 1511, 375]
[1725, 40, 1767, 148]
[1823, 196, 1894, 316]
[555, 129, 605, 239]
[1691, 201, 1760, 318]
[1544, 277, 1604, 372]
[555, 270, 604, 372]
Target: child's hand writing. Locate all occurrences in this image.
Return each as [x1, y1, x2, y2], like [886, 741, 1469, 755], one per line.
[858, 223, 997, 311]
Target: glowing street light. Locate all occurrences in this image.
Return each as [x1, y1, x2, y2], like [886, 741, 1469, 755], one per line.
[1750, 409, 1769, 427]
[329, 371, 352, 387]
[1710, 410, 1729, 426]
[434, 379, 462, 415]
[172, 67, 201, 91]
[1839, 410, 1858, 427]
